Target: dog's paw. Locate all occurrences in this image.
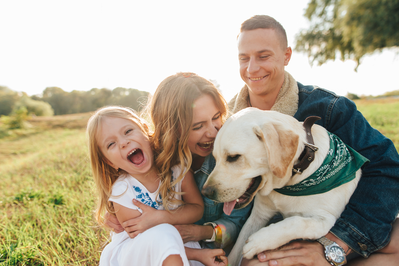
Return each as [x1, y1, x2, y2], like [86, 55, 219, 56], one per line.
[242, 235, 266, 259]
[243, 230, 278, 259]
[242, 242, 259, 260]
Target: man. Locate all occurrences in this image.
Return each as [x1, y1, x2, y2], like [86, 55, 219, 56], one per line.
[229, 15, 399, 266]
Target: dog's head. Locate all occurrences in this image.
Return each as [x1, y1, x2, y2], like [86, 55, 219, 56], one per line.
[202, 108, 305, 215]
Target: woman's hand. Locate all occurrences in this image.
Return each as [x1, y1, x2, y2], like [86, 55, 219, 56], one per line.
[122, 199, 164, 238]
[174, 224, 213, 243]
[104, 212, 124, 233]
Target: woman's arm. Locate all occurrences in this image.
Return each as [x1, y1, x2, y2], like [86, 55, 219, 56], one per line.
[122, 170, 204, 238]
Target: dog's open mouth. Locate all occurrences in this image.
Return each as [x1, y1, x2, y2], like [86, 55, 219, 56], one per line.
[223, 175, 262, 215]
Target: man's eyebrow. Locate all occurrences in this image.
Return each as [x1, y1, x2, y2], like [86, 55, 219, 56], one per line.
[257, 49, 272, 54]
[239, 49, 272, 56]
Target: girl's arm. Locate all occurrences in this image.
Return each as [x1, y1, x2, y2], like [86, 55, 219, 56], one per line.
[122, 170, 204, 238]
[112, 202, 142, 225]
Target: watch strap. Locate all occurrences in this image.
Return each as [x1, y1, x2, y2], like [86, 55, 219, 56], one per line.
[317, 236, 335, 247]
[203, 222, 217, 242]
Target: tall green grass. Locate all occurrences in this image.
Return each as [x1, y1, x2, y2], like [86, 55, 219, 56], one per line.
[355, 98, 399, 151]
[0, 128, 108, 265]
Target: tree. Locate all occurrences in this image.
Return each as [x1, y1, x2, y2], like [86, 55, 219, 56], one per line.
[295, 0, 399, 70]
[0, 91, 19, 116]
[14, 96, 54, 116]
[42, 87, 70, 115]
[346, 92, 360, 100]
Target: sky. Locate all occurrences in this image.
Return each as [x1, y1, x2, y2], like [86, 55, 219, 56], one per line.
[1, 0, 398, 102]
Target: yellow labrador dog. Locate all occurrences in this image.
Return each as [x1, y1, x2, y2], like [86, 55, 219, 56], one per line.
[202, 108, 368, 266]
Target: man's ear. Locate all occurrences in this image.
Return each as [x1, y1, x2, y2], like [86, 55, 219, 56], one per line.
[284, 47, 292, 66]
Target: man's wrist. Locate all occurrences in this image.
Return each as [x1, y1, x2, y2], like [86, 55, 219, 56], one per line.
[325, 232, 352, 255]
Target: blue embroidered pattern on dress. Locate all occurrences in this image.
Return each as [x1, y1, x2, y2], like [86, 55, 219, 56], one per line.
[133, 186, 162, 209]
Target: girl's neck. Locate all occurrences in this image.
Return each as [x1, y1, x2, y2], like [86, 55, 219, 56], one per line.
[191, 154, 205, 172]
[131, 168, 160, 193]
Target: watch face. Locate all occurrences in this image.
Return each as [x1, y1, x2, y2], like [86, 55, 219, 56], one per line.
[327, 246, 345, 263]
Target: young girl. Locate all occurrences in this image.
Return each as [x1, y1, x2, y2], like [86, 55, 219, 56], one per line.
[87, 106, 227, 266]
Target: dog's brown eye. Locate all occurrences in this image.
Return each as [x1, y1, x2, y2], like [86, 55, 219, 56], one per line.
[227, 154, 241, 162]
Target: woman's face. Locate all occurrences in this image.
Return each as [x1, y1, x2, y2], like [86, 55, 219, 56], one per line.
[187, 94, 222, 158]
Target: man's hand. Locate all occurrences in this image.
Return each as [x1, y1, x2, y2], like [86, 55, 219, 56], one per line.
[104, 212, 124, 233]
[174, 224, 211, 243]
[242, 240, 330, 266]
[122, 199, 163, 238]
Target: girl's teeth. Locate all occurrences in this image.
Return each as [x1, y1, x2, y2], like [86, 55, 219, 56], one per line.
[128, 149, 137, 156]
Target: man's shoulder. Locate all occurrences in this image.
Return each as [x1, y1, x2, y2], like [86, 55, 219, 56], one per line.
[296, 81, 351, 107]
[297, 82, 339, 98]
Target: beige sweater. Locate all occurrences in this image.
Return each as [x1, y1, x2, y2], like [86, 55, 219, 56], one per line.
[228, 71, 299, 116]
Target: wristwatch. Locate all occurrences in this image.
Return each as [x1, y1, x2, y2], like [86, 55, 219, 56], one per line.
[317, 236, 347, 266]
[203, 222, 217, 242]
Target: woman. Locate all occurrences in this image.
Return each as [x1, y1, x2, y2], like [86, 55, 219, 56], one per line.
[107, 72, 252, 255]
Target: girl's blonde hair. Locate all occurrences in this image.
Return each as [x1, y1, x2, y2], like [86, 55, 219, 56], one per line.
[86, 106, 152, 227]
[146, 72, 228, 210]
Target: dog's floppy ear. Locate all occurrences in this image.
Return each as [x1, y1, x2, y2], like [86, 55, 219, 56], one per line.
[253, 123, 299, 179]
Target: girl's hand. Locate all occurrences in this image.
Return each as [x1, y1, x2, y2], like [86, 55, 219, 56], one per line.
[104, 211, 124, 233]
[122, 199, 164, 238]
[198, 249, 228, 266]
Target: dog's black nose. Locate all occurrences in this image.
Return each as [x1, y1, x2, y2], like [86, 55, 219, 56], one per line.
[202, 186, 216, 200]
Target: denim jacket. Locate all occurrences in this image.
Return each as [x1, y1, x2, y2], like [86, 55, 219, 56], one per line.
[194, 154, 253, 254]
[296, 83, 399, 257]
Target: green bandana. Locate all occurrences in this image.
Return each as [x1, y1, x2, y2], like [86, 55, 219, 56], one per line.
[274, 132, 369, 196]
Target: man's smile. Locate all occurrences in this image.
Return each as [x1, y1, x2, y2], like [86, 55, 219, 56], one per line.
[248, 74, 268, 81]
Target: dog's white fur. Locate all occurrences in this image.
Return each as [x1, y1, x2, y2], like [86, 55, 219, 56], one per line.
[202, 108, 361, 266]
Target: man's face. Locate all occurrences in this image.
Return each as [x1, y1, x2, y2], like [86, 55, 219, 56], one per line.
[238, 28, 292, 98]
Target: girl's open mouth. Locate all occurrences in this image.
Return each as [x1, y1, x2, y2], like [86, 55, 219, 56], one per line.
[127, 148, 145, 165]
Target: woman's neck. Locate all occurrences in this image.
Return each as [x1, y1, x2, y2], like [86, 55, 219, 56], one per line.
[191, 154, 205, 172]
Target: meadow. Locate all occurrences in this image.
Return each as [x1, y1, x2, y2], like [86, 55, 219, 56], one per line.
[0, 98, 398, 265]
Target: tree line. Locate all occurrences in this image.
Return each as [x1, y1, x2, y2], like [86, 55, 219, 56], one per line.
[0, 86, 149, 117]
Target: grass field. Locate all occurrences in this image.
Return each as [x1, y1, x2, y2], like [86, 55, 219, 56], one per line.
[355, 98, 399, 151]
[0, 99, 398, 265]
[0, 113, 107, 265]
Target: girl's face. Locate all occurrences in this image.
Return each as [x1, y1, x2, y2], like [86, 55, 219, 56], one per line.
[97, 116, 153, 179]
[187, 94, 222, 158]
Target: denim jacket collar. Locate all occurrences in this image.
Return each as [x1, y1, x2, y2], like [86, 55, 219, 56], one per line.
[195, 154, 216, 176]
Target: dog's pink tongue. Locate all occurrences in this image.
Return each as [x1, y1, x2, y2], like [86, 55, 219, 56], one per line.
[223, 200, 237, 216]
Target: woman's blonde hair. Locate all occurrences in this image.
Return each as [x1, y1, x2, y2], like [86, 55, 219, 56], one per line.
[146, 72, 228, 210]
[86, 106, 152, 227]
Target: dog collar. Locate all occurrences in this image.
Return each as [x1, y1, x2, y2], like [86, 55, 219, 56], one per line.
[275, 132, 369, 196]
[292, 116, 321, 175]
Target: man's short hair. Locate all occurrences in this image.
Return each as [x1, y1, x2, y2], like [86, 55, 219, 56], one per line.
[240, 15, 288, 49]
